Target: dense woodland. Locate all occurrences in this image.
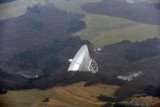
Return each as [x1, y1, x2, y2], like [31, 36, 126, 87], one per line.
[82, 0, 160, 25]
[93, 38, 160, 100]
[5, 36, 91, 76]
[0, 4, 85, 60]
[126, 38, 160, 62]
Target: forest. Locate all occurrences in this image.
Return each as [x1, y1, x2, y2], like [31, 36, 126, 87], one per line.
[125, 38, 160, 62]
[5, 36, 90, 76]
[0, 4, 85, 60]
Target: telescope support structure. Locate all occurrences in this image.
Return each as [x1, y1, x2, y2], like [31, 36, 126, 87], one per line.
[88, 58, 98, 73]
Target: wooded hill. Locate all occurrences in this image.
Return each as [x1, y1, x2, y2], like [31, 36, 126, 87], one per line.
[0, 4, 85, 60]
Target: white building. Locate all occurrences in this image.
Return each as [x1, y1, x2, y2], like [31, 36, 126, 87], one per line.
[117, 71, 143, 81]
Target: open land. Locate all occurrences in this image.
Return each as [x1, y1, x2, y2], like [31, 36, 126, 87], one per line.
[0, 0, 160, 48]
[74, 14, 160, 48]
[0, 82, 119, 107]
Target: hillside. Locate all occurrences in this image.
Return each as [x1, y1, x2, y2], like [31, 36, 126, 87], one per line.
[72, 0, 160, 48]
[73, 13, 160, 48]
[0, 82, 119, 107]
[1, 82, 160, 107]
[82, 0, 160, 25]
[88, 38, 160, 100]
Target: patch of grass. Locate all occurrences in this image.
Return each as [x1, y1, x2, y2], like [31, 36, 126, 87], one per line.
[0, 82, 119, 107]
[74, 14, 160, 48]
[69, 0, 102, 5]
[50, 0, 101, 13]
[0, 0, 46, 20]
[50, 0, 85, 13]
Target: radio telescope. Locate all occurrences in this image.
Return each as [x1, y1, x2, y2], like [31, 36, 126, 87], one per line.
[68, 45, 98, 73]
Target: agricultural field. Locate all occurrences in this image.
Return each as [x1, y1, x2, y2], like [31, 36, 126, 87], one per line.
[0, 82, 119, 107]
[74, 14, 160, 48]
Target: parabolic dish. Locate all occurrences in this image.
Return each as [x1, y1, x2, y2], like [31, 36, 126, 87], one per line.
[68, 45, 98, 73]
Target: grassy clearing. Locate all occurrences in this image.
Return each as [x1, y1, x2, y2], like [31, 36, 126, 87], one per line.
[0, 82, 119, 107]
[74, 14, 160, 48]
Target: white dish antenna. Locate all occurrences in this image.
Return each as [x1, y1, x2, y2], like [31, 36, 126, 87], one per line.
[68, 45, 98, 73]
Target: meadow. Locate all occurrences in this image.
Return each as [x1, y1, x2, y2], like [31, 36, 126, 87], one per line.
[0, 0, 47, 20]
[50, 0, 101, 13]
[74, 14, 160, 48]
[0, 82, 119, 107]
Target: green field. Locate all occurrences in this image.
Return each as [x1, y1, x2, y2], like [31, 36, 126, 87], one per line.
[0, 0, 47, 20]
[50, 0, 101, 13]
[0, 0, 101, 20]
[74, 14, 160, 48]
[0, 82, 119, 107]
